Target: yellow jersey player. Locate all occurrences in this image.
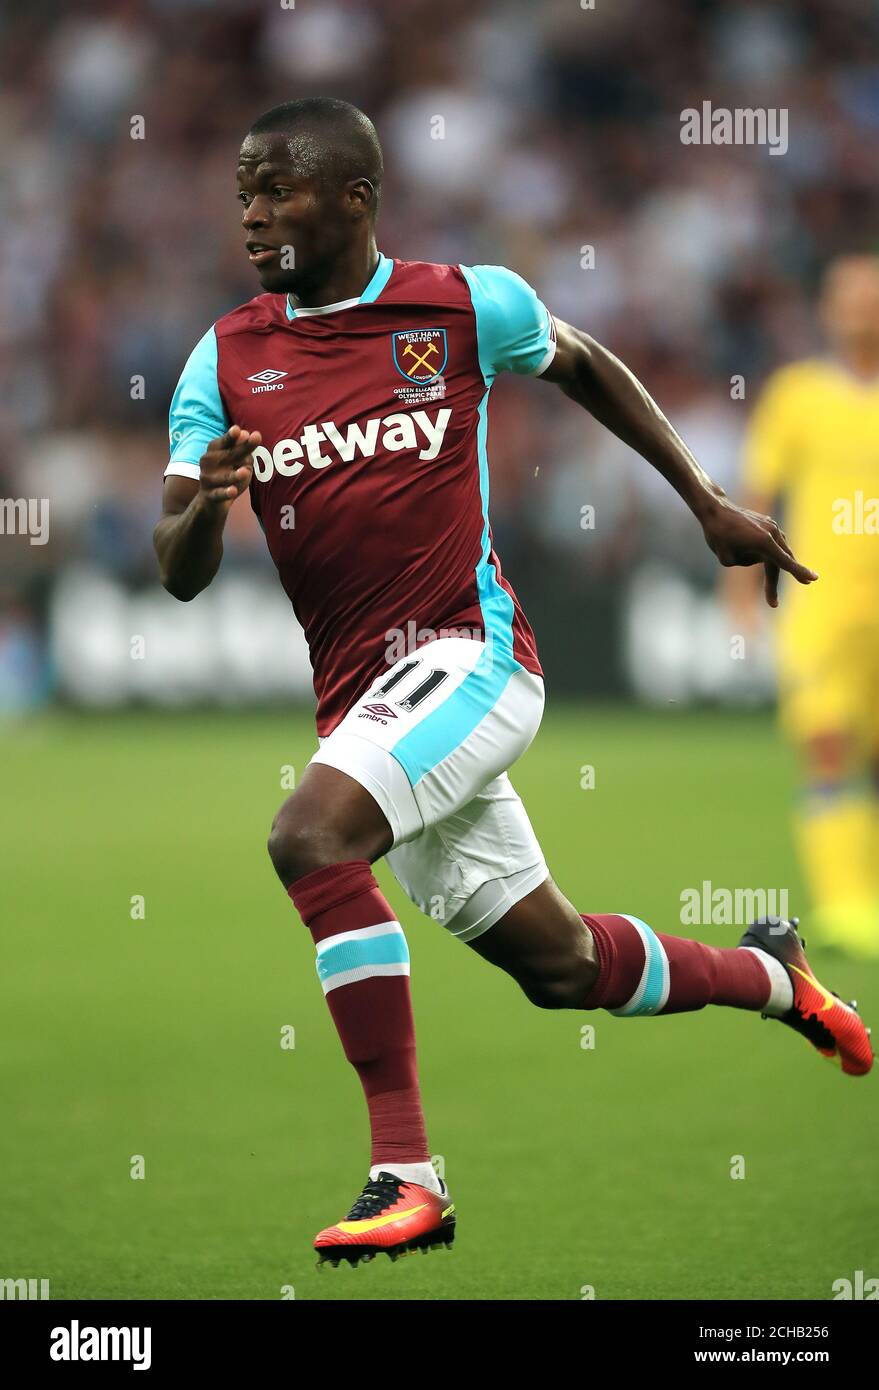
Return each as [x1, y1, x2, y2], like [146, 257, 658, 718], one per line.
[732, 256, 879, 957]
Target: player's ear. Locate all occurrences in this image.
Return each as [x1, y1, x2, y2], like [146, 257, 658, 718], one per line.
[347, 177, 376, 220]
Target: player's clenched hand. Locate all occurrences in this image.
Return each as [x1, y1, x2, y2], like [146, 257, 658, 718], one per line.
[198, 426, 262, 511]
[700, 497, 818, 608]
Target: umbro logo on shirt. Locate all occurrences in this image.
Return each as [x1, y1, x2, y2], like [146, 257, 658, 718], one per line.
[247, 369, 288, 393]
[249, 408, 452, 481]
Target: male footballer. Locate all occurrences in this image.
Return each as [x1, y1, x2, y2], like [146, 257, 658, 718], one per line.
[154, 99, 872, 1268]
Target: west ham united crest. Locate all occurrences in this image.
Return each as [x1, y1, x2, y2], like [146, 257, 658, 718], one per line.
[392, 328, 447, 384]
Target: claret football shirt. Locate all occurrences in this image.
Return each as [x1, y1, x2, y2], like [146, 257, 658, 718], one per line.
[166, 255, 556, 734]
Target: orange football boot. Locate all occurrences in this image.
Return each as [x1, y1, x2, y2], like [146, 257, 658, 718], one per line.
[740, 916, 873, 1076]
[315, 1171, 456, 1267]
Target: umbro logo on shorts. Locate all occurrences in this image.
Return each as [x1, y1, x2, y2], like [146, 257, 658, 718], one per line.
[362, 702, 398, 720]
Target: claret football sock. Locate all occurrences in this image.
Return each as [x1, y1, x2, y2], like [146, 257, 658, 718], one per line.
[289, 860, 430, 1167]
[581, 913, 793, 1017]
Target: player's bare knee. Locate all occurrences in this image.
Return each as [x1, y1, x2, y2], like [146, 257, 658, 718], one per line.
[267, 800, 346, 885]
[267, 785, 389, 885]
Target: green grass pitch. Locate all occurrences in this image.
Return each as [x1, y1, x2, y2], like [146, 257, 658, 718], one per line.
[2, 705, 875, 1300]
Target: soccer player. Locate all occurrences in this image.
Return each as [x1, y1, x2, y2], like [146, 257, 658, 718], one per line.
[731, 257, 879, 960]
[154, 100, 873, 1267]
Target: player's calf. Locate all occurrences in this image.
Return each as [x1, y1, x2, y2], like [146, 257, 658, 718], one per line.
[469, 877, 600, 1007]
[517, 970, 595, 1010]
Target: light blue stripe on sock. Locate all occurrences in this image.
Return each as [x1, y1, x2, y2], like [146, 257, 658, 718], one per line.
[316, 928, 409, 987]
[610, 916, 670, 1016]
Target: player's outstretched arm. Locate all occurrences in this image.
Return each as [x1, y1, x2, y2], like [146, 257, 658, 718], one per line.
[540, 320, 818, 607]
[153, 426, 261, 602]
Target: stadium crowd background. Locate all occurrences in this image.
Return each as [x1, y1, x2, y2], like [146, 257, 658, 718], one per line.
[2, 0, 878, 710]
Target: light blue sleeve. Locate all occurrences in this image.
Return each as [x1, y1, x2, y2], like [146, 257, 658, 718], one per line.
[460, 264, 557, 382]
[166, 326, 229, 479]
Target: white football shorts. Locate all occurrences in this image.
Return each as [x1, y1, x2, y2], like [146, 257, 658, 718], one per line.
[310, 636, 548, 942]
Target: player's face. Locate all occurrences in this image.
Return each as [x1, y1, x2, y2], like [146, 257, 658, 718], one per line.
[821, 261, 879, 358]
[237, 132, 352, 297]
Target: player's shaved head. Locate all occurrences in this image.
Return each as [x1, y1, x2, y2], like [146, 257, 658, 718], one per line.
[245, 97, 383, 216]
[820, 254, 879, 366]
[237, 98, 383, 300]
